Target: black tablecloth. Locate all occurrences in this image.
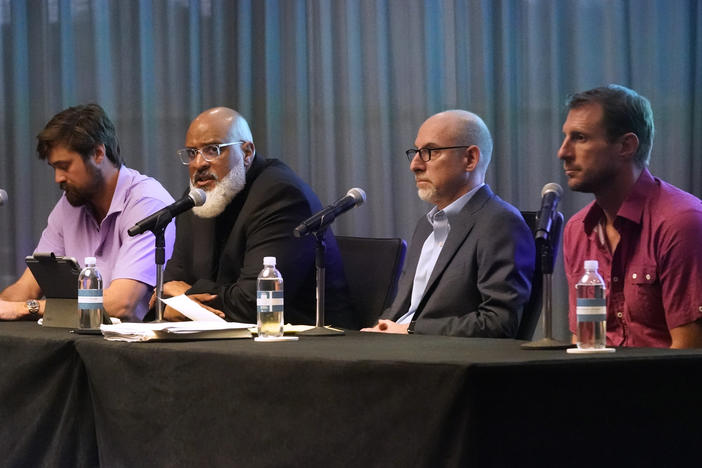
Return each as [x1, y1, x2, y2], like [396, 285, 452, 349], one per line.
[2, 322, 702, 467]
[0, 323, 98, 468]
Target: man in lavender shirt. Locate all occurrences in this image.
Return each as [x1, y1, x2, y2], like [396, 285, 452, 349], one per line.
[0, 104, 175, 322]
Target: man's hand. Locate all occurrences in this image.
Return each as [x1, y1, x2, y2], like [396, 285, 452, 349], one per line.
[162, 293, 224, 321]
[0, 299, 31, 321]
[361, 319, 409, 334]
[188, 293, 225, 319]
[149, 280, 193, 309]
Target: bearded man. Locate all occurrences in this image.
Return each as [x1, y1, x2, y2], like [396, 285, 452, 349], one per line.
[160, 107, 356, 328]
[0, 103, 176, 321]
[362, 110, 534, 337]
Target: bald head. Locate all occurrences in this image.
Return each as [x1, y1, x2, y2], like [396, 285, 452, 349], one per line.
[186, 107, 253, 146]
[420, 110, 493, 172]
[185, 107, 255, 218]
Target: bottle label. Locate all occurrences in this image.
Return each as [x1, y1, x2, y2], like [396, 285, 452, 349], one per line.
[576, 298, 606, 322]
[256, 291, 284, 312]
[78, 289, 104, 309]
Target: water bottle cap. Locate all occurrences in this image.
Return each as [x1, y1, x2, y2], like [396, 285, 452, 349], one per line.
[84, 256, 97, 266]
[584, 260, 598, 270]
[263, 256, 276, 266]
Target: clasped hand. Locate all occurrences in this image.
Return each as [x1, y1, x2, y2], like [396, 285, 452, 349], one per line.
[361, 319, 409, 334]
[148, 281, 224, 321]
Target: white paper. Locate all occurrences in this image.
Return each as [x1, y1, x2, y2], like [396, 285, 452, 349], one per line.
[161, 295, 227, 322]
[100, 321, 254, 342]
[254, 336, 299, 342]
[566, 347, 616, 354]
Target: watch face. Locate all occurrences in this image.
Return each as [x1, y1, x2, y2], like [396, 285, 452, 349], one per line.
[26, 300, 40, 316]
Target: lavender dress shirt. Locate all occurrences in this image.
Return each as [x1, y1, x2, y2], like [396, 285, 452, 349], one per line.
[35, 166, 175, 320]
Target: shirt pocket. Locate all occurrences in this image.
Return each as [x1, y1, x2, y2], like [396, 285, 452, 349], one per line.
[628, 263, 657, 285]
[626, 262, 663, 325]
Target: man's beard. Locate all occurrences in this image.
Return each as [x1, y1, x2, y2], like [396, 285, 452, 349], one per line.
[417, 186, 438, 204]
[61, 162, 104, 207]
[190, 158, 246, 218]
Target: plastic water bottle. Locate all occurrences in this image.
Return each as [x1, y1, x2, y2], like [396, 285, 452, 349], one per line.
[576, 260, 607, 349]
[78, 257, 104, 329]
[257, 256, 284, 338]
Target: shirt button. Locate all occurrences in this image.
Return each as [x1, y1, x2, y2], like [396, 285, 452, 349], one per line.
[632, 273, 637, 279]
[645, 274, 651, 280]
[699, 306, 702, 312]
[617, 312, 623, 318]
[612, 277, 619, 282]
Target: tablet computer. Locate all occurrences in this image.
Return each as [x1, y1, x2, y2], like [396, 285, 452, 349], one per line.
[25, 252, 81, 299]
[26, 253, 111, 329]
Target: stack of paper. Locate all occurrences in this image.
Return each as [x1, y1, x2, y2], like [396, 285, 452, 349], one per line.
[100, 321, 253, 342]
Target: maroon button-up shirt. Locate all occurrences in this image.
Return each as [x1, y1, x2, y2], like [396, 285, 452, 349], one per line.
[564, 169, 702, 348]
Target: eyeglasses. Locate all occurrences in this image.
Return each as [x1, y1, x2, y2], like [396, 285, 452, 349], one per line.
[177, 141, 244, 165]
[405, 146, 471, 162]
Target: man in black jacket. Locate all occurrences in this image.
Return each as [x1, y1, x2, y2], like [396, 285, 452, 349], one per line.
[161, 107, 356, 328]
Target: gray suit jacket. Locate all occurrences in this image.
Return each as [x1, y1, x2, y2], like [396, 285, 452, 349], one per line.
[381, 185, 535, 337]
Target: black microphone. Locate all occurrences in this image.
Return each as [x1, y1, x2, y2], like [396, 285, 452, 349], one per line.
[0, 189, 7, 207]
[293, 188, 366, 238]
[128, 188, 206, 237]
[535, 183, 563, 242]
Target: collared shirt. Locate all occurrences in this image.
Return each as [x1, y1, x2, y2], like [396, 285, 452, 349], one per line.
[563, 169, 702, 347]
[397, 184, 485, 324]
[35, 166, 176, 320]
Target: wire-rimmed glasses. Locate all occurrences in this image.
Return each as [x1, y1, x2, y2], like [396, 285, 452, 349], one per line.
[177, 141, 244, 165]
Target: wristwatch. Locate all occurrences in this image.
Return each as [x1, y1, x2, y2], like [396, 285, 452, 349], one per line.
[25, 299, 40, 320]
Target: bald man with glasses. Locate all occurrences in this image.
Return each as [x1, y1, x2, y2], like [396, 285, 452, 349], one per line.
[159, 107, 356, 328]
[363, 110, 534, 337]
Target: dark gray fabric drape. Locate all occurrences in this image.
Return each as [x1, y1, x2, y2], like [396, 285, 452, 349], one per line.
[1, 0, 700, 339]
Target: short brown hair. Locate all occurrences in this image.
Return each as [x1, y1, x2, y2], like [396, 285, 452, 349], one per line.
[565, 84, 654, 167]
[36, 103, 123, 167]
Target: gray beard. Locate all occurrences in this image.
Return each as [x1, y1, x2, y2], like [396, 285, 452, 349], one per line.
[190, 159, 246, 218]
[417, 186, 438, 204]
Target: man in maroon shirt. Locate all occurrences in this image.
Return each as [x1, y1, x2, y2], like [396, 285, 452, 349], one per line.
[559, 84, 702, 348]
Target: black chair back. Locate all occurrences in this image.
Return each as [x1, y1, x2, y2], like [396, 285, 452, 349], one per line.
[335, 236, 407, 328]
[517, 210, 564, 340]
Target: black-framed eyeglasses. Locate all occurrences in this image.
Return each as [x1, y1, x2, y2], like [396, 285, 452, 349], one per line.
[405, 146, 471, 162]
[177, 141, 244, 165]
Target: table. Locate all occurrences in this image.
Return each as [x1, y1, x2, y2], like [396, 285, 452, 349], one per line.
[2, 322, 702, 467]
[0, 324, 98, 467]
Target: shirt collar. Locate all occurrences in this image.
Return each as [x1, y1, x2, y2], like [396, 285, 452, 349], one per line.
[582, 168, 654, 233]
[426, 183, 485, 224]
[105, 166, 128, 218]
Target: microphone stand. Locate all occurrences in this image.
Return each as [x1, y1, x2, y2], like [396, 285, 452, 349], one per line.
[299, 221, 344, 336]
[151, 226, 167, 323]
[522, 225, 572, 349]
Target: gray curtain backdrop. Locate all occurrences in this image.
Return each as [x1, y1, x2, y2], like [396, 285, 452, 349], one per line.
[1, 0, 700, 339]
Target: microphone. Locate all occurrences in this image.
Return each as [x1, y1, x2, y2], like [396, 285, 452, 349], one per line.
[0, 189, 7, 206]
[535, 183, 563, 242]
[293, 188, 366, 238]
[128, 188, 206, 237]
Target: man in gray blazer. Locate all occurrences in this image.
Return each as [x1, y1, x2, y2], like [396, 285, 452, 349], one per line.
[362, 110, 534, 337]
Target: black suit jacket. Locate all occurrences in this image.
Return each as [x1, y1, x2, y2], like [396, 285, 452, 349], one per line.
[381, 185, 535, 337]
[164, 154, 356, 328]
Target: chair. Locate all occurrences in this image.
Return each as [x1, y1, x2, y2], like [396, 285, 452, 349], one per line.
[335, 236, 407, 329]
[516, 210, 564, 340]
